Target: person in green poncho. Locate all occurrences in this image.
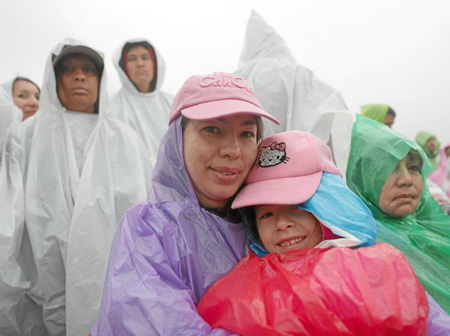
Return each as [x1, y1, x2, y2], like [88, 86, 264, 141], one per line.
[361, 103, 396, 128]
[346, 115, 450, 314]
[415, 131, 440, 170]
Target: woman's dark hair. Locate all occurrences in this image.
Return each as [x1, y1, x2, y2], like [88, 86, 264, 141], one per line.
[13, 77, 41, 93]
[387, 107, 396, 117]
[119, 41, 158, 92]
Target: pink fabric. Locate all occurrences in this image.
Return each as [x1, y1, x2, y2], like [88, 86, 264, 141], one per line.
[430, 143, 450, 186]
[232, 131, 343, 208]
[168, 72, 280, 125]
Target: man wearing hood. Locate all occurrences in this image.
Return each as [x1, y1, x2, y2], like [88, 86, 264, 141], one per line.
[112, 38, 173, 164]
[0, 39, 152, 336]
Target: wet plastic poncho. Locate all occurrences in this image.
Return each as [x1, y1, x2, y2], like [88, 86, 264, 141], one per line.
[416, 131, 440, 170]
[235, 11, 354, 176]
[91, 116, 247, 335]
[0, 85, 21, 151]
[197, 174, 431, 335]
[112, 38, 173, 165]
[0, 39, 152, 336]
[360, 103, 389, 124]
[347, 115, 450, 314]
[198, 244, 429, 335]
[429, 142, 450, 186]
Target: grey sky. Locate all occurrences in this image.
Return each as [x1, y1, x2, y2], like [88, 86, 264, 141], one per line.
[2, 0, 449, 145]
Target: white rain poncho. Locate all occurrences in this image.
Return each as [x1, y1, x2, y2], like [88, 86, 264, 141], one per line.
[235, 11, 354, 176]
[112, 38, 173, 165]
[0, 38, 152, 336]
[0, 81, 23, 151]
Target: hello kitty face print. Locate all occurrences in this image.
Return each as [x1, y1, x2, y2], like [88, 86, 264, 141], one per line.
[257, 142, 290, 168]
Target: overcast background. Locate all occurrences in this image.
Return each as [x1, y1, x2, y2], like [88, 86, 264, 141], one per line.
[1, 0, 449, 146]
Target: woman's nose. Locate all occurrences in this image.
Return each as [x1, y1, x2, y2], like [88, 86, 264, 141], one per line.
[219, 134, 241, 159]
[396, 168, 413, 186]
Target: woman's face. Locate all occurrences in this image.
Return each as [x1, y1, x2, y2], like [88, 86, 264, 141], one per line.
[183, 114, 258, 209]
[379, 151, 424, 217]
[12, 80, 40, 120]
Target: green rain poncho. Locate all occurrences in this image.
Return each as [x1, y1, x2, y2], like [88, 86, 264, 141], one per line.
[347, 115, 450, 314]
[360, 104, 390, 124]
[415, 131, 440, 170]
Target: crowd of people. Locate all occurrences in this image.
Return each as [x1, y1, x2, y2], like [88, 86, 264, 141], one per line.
[1, 11, 450, 336]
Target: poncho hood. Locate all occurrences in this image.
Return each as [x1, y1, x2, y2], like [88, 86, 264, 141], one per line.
[235, 11, 354, 176]
[415, 130, 440, 161]
[114, 37, 167, 95]
[91, 116, 248, 335]
[347, 115, 450, 313]
[360, 103, 389, 124]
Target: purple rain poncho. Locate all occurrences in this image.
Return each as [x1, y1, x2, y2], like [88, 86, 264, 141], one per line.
[91, 116, 247, 335]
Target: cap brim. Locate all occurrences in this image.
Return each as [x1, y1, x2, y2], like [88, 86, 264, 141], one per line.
[181, 99, 280, 125]
[231, 172, 322, 209]
[52, 45, 104, 71]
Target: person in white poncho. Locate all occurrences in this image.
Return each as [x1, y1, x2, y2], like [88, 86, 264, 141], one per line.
[235, 11, 354, 176]
[112, 38, 173, 165]
[0, 39, 152, 336]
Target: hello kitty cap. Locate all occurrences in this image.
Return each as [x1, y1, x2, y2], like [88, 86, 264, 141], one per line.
[168, 72, 280, 125]
[232, 131, 343, 209]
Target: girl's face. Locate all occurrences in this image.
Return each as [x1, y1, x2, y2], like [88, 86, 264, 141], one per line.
[255, 205, 323, 254]
[379, 151, 424, 217]
[12, 80, 40, 120]
[183, 114, 258, 209]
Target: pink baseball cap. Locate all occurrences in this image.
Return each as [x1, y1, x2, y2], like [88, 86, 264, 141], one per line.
[232, 131, 343, 209]
[168, 72, 280, 125]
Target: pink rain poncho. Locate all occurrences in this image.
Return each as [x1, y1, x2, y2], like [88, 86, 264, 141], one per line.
[90, 116, 247, 335]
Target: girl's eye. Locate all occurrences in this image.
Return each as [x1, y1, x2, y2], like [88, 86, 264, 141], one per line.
[204, 126, 219, 133]
[127, 57, 136, 62]
[61, 66, 72, 73]
[18, 94, 25, 98]
[36, 95, 40, 100]
[142, 55, 150, 60]
[261, 212, 273, 219]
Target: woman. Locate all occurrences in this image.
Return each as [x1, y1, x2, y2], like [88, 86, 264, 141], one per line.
[346, 115, 450, 315]
[1, 76, 40, 120]
[91, 72, 279, 335]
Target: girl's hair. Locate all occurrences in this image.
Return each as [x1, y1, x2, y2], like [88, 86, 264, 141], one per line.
[13, 77, 41, 93]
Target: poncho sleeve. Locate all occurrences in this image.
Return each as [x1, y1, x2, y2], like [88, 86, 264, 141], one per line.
[90, 203, 237, 336]
[197, 243, 429, 335]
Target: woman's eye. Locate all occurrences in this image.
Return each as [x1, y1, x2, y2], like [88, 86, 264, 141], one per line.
[36, 95, 40, 100]
[61, 66, 72, 73]
[241, 131, 255, 138]
[18, 94, 25, 98]
[409, 165, 421, 173]
[204, 126, 219, 133]
[84, 67, 96, 73]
